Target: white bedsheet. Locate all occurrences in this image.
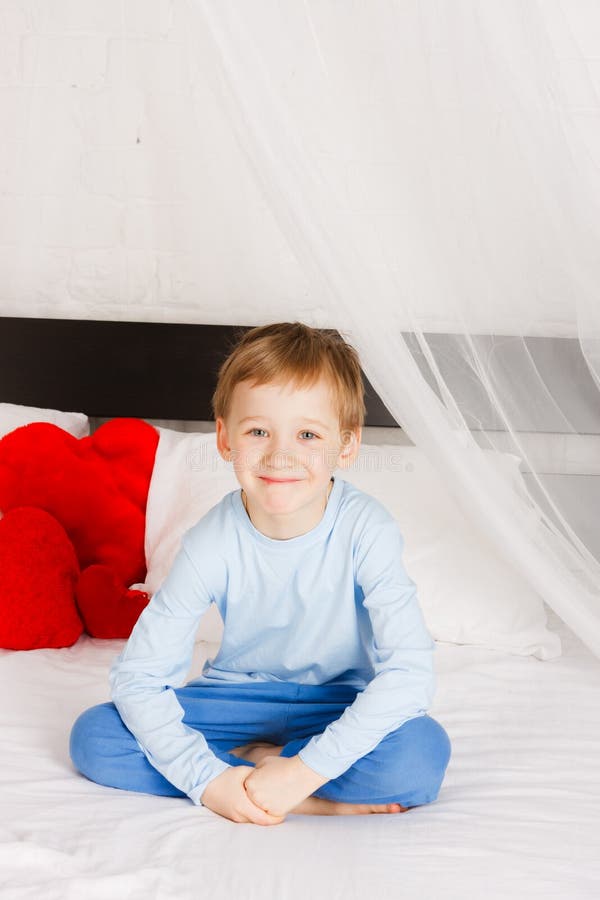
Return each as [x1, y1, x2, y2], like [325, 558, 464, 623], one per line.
[1, 606, 599, 900]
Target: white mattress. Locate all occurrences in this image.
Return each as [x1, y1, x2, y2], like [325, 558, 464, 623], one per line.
[2, 605, 599, 900]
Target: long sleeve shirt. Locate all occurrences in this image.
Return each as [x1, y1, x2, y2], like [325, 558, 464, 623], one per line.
[108, 474, 436, 806]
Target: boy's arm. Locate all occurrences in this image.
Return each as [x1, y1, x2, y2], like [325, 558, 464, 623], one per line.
[108, 531, 230, 806]
[296, 519, 436, 782]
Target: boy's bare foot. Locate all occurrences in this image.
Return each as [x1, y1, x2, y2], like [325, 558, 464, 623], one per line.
[229, 742, 284, 765]
[229, 743, 408, 816]
[291, 797, 408, 815]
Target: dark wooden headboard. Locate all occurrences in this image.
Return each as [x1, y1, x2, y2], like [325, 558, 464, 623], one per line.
[0, 316, 397, 426]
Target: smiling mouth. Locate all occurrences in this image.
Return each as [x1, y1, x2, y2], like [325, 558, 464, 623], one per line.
[259, 476, 302, 483]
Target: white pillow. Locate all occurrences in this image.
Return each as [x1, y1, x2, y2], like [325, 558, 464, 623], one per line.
[141, 429, 237, 641]
[142, 429, 561, 659]
[345, 444, 561, 660]
[0, 402, 90, 439]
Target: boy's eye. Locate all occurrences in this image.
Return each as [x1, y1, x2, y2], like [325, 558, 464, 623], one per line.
[247, 428, 318, 440]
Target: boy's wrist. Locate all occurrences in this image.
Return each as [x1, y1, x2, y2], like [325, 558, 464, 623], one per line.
[290, 753, 330, 789]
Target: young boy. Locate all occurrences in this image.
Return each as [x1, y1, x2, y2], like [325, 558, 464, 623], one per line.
[70, 322, 451, 826]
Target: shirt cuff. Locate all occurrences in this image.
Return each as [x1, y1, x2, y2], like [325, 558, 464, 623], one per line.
[187, 758, 232, 806]
[297, 739, 356, 782]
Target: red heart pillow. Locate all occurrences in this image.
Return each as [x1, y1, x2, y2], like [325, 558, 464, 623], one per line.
[76, 564, 149, 640]
[0, 507, 82, 650]
[0, 418, 159, 643]
[0, 417, 158, 589]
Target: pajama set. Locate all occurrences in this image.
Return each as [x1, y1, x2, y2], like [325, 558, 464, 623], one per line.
[70, 475, 451, 808]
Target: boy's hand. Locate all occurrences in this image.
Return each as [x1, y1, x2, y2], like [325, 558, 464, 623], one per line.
[201, 765, 286, 825]
[243, 755, 330, 817]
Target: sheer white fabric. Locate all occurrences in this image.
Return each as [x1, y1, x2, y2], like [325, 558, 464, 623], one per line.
[188, 0, 600, 657]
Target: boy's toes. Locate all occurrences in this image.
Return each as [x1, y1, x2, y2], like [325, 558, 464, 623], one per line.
[365, 803, 407, 814]
[230, 741, 279, 759]
[229, 745, 248, 758]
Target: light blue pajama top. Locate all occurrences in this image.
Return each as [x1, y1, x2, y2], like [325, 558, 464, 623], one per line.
[109, 475, 436, 806]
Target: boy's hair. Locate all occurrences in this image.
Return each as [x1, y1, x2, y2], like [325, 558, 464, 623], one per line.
[211, 322, 366, 435]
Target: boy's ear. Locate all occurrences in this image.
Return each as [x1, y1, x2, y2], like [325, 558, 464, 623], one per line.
[215, 417, 232, 462]
[337, 427, 361, 469]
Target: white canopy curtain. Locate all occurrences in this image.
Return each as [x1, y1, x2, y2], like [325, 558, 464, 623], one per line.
[187, 0, 600, 657]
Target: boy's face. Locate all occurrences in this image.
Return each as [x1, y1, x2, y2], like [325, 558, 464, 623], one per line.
[216, 377, 361, 538]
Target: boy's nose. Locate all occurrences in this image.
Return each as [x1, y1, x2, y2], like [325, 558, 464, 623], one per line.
[264, 450, 295, 470]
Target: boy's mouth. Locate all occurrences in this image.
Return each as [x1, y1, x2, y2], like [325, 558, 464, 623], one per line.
[259, 476, 302, 483]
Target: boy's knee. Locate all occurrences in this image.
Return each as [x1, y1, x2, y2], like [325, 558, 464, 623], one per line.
[420, 715, 451, 764]
[388, 714, 451, 804]
[69, 702, 118, 779]
[408, 715, 452, 799]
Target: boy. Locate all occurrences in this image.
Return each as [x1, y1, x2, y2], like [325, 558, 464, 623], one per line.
[70, 322, 451, 826]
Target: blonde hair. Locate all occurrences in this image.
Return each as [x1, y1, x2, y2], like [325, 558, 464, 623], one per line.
[211, 322, 366, 435]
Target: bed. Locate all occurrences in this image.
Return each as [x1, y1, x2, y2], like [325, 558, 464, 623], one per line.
[1, 317, 599, 900]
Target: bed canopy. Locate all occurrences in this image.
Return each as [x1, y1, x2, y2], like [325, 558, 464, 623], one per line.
[187, 0, 600, 657]
[6, 0, 600, 656]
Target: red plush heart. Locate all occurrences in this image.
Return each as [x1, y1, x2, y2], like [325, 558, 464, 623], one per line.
[0, 507, 83, 650]
[0, 418, 158, 643]
[0, 418, 158, 588]
[76, 564, 149, 640]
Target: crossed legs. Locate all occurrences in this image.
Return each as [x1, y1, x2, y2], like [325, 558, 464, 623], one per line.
[229, 741, 408, 815]
[70, 683, 452, 814]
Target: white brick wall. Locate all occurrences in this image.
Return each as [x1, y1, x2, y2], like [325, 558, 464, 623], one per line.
[0, 0, 311, 325]
[22, 35, 109, 87]
[1, 1, 600, 330]
[29, 0, 174, 36]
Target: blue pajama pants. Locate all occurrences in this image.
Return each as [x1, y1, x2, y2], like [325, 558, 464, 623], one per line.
[69, 681, 451, 808]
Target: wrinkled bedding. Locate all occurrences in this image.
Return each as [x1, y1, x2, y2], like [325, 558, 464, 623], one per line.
[1, 606, 599, 900]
